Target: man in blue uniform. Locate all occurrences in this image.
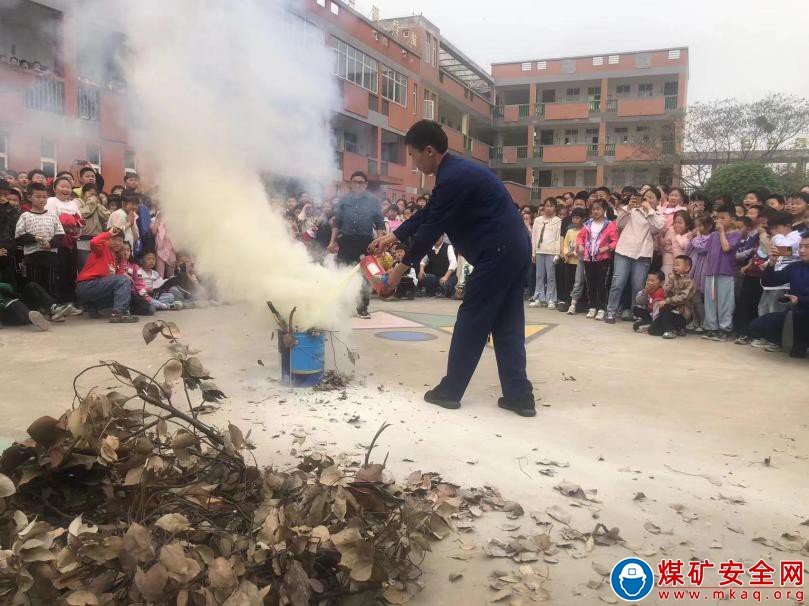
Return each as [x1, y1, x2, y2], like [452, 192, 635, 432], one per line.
[369, 120, 535, 417]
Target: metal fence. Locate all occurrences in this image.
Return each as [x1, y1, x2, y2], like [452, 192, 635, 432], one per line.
[24, 76, 65, 114]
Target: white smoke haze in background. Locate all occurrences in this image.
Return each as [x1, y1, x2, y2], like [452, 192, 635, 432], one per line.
[97, 0, 361, 329]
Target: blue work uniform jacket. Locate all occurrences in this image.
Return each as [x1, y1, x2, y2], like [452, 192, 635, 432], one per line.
[394, 153, 529, 267]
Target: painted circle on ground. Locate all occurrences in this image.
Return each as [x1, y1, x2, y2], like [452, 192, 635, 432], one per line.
[375, 330, 436, 342]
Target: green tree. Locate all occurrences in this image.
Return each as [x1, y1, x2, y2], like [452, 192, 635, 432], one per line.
[704, 161, 784, 202]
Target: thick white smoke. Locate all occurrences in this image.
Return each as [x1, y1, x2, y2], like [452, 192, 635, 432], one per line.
[109, 0, 362, 329]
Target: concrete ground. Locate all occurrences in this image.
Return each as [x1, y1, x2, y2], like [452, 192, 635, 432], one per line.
[1, 299, 807, 605]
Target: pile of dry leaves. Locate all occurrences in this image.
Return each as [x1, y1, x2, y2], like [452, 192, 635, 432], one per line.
[0, 321, 491, 606]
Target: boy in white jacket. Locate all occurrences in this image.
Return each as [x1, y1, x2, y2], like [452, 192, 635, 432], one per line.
[530, 198, 563, 308]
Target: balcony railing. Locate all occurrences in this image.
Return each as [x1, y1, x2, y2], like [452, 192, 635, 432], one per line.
[536, 103, 545, 118]
[368, 159, 378, 176]
[605, 99, 617, 112]
[604, 143, 616, 156]
[518, 104, 530, 118]
[533, 145, 544, 159]
[25, 76, 65, 114]
[516, 146, 529, 159]
[489, 146, 503, 160]
[665, 95, 678, 111]
[587, 144, 599, 158]
[662, 140, 676, 155]
[492, 106, 504, 119]
[531, 185, 540, 199]
[78, 83, 100, 120]
[588, 100, 601, 112]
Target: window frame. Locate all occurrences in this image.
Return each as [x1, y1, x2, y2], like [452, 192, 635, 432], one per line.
[334, 39, 379, 94]
[638, 83, 654, 98]
[124, 150, 137, 174]
[381, 65, 408, 107]
[41, 138, 57, 178]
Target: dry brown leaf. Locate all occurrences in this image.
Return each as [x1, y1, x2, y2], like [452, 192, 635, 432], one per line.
[123, 523, 154, 563]
[125, 466, 144, 486]
[355, 463, 384, 483]
[0, 473, 16, 498]
[65, 590, 100, 605]
[281, 559, 311, 606]
[159, 543, 202, 583]
[98, 435, 119, 464]
[545, 505, 571, 525]
[135, 563, 168, 602]
[163, 358, 183, 386]
[208, 557, 238, 590]
[331, 527, 374, 582]
[228, 424, 244, 450]
[155, 513, 191, 534]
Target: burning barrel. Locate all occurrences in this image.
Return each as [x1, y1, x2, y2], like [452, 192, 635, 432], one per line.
[278, 329, 326, 387]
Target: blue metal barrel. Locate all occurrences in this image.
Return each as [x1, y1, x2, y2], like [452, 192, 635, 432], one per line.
[289, 330, 325, 387]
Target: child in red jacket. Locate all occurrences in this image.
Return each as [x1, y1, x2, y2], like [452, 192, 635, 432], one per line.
[632, 270, 666, 332]
[74, 227, 138, 323]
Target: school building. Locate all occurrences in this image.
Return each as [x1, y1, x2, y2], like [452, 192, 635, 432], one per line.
[0, 0, 688, 205]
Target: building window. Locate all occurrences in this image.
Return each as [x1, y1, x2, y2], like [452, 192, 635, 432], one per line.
[612, 169, 625, 187]
[587, 86, 601, 100]
[614, 127, 629, 144]
[565, 87, 580, 101]
[41, 139, 57, 178]
[0, 133, 7, 171]
[25, 76, 65, 115]
[638, 83, 654, 97]
[521, 62, 532, 72]
[583, 169, 597, 187]
[335, 39, 379, 93]
[635, 126, 651, 143]
[425, 34, 437, 67]
[286, 12, 326, 46]
[608, 55, 620, 65]
[616, 84, 631, 96]
[343, 132, 359, 154]
[124, 150, 137, 174]
[329, 1, 339, 16]
[382, 65, 408, 107]
[86, 144, 101, 172]
[592, 56, 603, 66]
[668, 49, 681, 60]
[78, 83, 100, 121]
[586, 128, 599, 144]
[632, 168, 648, 185]
[563, 170, 577, 187]
[316, 0, 326, 6]
[536, 60, 547, 70]
[563, 129, 579, 145]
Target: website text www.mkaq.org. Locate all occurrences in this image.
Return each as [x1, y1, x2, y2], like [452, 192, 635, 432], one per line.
[657, 588, 804, 602]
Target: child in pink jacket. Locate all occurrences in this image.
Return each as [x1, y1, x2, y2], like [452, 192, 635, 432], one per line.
[576, 199, 618, 320]
[661, 210, 694, 281]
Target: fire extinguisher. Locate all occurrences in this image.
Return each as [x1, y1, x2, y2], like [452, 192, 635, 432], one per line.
[360, 255, 395, 298]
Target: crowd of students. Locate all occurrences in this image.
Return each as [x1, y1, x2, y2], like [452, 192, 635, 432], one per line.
[0, 166, 206, 330]
[284, 179, 809, 359]
[520, 185, 809, 357]
[6, 160, 807, 360]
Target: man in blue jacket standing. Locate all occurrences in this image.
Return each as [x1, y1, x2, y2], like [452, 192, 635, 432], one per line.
[369, 120, 535, 416]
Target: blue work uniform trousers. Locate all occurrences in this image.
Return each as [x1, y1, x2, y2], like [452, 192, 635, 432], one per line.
[437, 243, 533, 402]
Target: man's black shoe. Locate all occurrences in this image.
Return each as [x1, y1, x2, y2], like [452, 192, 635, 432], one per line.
[424, 388, 461, 410]
[498, 396, 537, 417]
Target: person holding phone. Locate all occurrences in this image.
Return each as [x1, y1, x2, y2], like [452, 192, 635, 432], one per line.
[605, 187, 665, 324]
